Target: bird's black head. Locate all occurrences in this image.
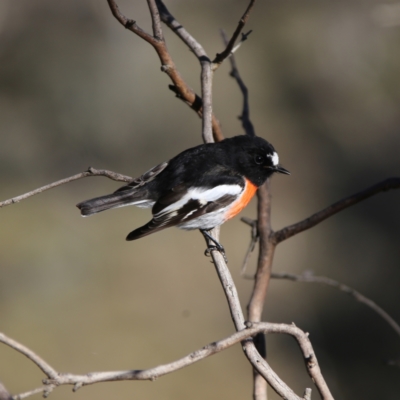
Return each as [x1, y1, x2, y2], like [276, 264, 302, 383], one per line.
[220, 135, 289, 187]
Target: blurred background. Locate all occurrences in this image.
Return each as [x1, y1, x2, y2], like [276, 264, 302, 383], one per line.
[1, 1, 400, 399]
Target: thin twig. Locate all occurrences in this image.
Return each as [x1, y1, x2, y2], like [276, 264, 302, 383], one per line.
[12, 386, 55, 400]
[273, 177, 400, 244]
[272, 271, 400, 338]
[213, 0, 257, 69]
[0, 168, 132, 208]
[221, 30, 255, 137]
[240, 217, 259, 275]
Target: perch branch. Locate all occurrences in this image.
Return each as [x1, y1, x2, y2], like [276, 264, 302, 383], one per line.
[202, 235, 317, 400]
[272, 271, 400, 338]
[273, 177, 400, 244]
[0, 168, 132, 208]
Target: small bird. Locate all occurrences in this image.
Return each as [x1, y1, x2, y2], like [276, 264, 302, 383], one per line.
[77, 135, 289, 253]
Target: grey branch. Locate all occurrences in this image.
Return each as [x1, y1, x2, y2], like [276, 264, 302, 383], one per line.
[202, 232, 333, 399]
[1, 321, 331, 400]
[272, 271, 400, 338]
[0, 168, 132, 208]
[0, 382, 12, 400]
[273, 177, 400, 244]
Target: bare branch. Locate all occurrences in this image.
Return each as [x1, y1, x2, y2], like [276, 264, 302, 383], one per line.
[221, 24, 277, 398]
[240, 217, 259, 275]
[0, 168, 132, 208]
[0, 382, 12, 400]
[273, 177, 400, 244]
[213, 0, 257, 68]
[146, 0, 163, 40]
[0, 333, 58, 379]
[1, 322, 331, 400]
[272, 271, 400, 338]
[154, 0, 221, 143]
[12, 386, 55, 400]
[221, 30, 256, 137]
[107, 0, 224, 142]
[247, 183, 275, 399]
[202, 232, 315, 400]
[107, 0, 158, 45]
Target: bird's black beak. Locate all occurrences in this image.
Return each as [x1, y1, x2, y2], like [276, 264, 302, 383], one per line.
[275, 165, 290, 175]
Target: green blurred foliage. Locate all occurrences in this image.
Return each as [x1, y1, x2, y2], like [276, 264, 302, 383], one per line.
[1, 1, 400, 399]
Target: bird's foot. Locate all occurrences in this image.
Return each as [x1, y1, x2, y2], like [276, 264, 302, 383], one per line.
[201, 230, 228, 263]
[204, 245, 228, 263]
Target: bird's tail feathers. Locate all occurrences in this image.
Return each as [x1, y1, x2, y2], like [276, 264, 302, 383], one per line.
[77, 190, 151, 216]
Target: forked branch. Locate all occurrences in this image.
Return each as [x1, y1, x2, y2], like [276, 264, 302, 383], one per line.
[1, 319, 331, 400]
[107, 0, 223, 142]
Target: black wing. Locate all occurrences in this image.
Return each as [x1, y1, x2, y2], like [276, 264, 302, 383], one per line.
[126, 171, 244, 241]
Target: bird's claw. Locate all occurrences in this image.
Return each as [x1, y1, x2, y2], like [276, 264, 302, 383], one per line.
[204, 245, 228, 263]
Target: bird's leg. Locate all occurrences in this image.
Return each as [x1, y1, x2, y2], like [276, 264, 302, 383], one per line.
[200, 229, 228, 263]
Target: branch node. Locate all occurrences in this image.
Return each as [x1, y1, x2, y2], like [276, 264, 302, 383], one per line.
[160, 64, 171, 72]
[245, 320, 253, 328]
[43, 385, 56, 398]
[125, 19, 136, 29]
[73, 382, 83, 392]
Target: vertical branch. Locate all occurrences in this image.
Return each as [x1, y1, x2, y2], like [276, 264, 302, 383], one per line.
[147, 0, 163, 40]
[201, 59, 214, 144]
[247, 182, 276, 400]
[224, 29, 276, 400]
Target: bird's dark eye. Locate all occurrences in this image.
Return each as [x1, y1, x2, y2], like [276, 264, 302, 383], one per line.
[254, 155, 264, 165]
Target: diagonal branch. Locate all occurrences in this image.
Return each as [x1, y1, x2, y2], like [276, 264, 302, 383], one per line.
[221, 30, 255, 137]
[213, 0, 257, 69]
[0, 382, 12, 400]
[0, 168, 132, 208]
[273, 177, 400, 244]
[272, 271, 400, 338]
[107, 0, 158, 45]
[202, 238, 314, 400]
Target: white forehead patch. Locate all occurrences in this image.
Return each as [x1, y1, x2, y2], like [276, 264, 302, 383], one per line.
[268, 152, 279, 166]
